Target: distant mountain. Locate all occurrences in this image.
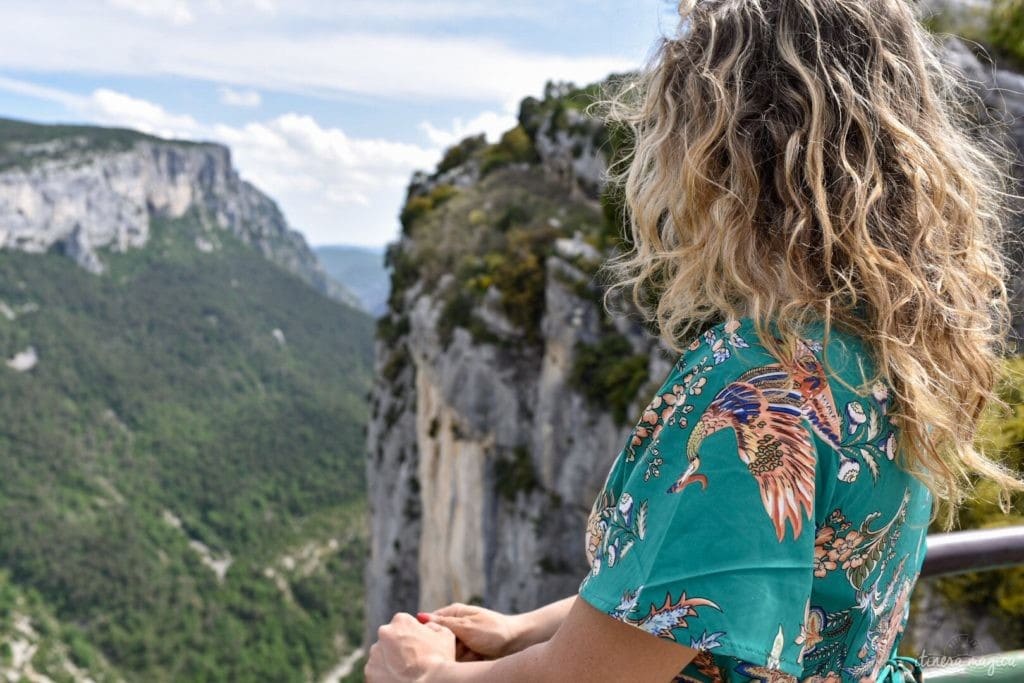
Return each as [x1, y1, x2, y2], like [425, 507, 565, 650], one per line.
[315, 245, 389, 316]
[0, 118, 373, 681]
[0, 116, 360, 310]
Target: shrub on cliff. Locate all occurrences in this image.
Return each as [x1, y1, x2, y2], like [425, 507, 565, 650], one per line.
[399, 184, 459, 235]
[436, 134, 487, 174]
[480, 126, 539, 177]
[989, 0, 1024, 64]
[923, 0, 1024, 67]
[570, 334, 650, 425]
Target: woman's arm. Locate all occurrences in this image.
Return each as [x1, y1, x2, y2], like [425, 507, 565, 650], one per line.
[367, 597, 700, 683]
[505, 594, 576, 652]
[427, 595, 575, 657]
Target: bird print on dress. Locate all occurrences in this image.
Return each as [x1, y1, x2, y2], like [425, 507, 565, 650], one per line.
[784, 338, 843, 448]
[609, 586, 722, 640]
[666, 328, 897, 542]
[668, 363, 818, 541]
[783, 337, 895, 483]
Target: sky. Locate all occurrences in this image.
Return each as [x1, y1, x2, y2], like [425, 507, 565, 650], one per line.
[0, 1, 680, 248]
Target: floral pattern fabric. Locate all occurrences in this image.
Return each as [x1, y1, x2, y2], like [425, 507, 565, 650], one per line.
[577, 316, 932, 682]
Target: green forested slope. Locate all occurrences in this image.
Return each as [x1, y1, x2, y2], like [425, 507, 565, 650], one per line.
[0, 213, 373, 681]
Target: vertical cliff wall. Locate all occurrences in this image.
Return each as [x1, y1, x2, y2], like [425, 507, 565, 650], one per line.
[364, 79, 670, 637]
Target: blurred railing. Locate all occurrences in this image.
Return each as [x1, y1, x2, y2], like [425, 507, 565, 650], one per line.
[918, 526, 1024, 681]
[920, 526, 1024, 579]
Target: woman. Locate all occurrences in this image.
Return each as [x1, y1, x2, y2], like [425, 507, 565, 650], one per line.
[366, 0, 1024, 681]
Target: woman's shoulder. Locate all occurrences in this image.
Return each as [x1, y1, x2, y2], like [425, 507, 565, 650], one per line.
[680, 314, 883, 388]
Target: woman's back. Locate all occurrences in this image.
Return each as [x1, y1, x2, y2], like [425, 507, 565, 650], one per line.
[579, 316, 932, 682]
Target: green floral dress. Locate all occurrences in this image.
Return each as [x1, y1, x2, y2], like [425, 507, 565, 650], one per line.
[577, 316, 932, 682]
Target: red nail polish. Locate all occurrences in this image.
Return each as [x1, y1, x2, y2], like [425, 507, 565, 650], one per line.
[416, 612, 431, 623]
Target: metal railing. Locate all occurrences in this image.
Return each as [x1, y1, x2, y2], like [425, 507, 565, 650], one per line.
[920, 526, 1024, 579]
[917, 526, 1024, 682]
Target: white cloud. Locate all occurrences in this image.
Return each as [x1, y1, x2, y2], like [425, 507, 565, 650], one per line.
[262, 0, 547, 20]
[0, 77, 202, 139]
[418, 110, 520, 148]
[206, 0, 277, 14]
[107, 0, 195, 25]
[218, 86, 262, 108]
[210, 112, 442, 245]
[0, 75, 85, 109]
[0, 1, 650, 245]
[0, 4, 634, 106]
[88, 88, 203, 138]
[188, 0, 547, 21]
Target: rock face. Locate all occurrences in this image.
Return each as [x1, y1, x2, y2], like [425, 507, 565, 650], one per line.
[939, 37, 1024, 337]
[363, 80, 677, 643]
[0, 120, 355, 305]
[365, 255, 664, 634]
[940, 36, 1024, 166]
[364, 39, 1024, 655]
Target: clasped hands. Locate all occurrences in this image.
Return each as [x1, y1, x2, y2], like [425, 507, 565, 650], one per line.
[365, 603, 523, 682]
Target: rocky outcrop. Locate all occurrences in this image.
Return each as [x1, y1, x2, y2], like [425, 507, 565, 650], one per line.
[365, 249, 666, 636]
[362, 80, 670, 642]
[940, 36, 1024, 167]
[939, 36, 1024, 338]
[0, 122, 355, 305]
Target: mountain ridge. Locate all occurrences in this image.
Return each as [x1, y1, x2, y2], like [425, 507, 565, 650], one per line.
[0, 116, 360, 309]
[314, 245, 389, 316]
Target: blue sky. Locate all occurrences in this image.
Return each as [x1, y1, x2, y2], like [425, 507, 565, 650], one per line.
[0, 1, 679, 247]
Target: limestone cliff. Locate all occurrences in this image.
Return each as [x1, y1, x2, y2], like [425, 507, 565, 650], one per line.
[364, 78, 665, 638]
[364, 37, 1024, 660]
[0, 118, 356, 306]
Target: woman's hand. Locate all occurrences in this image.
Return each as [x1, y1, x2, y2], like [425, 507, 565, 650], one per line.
[420, 603, 523, 660]
[365, 612, 456, 683]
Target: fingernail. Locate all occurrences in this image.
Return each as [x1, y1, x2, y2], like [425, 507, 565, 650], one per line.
[416, 612, 431, 623]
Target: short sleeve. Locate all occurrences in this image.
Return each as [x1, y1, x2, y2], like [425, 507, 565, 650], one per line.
[577, 320, 820, 678]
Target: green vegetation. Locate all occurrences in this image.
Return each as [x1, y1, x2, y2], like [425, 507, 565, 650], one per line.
[437, 287, 500, 349]
[989, 0, 1024, 64]
[341, 658, 366, 682]
[482, 226, 558, 346]
[923, 0, 1024, 69]
[570, 334, 650, 425]
[479, 126, 539, 177]
[378, 77, 646, 432]
[0, 213, 374, 681]
[400, 184, 460, 235]
[494, 446, 541, 502]
[0, 117, 206, 171]
[519, 80, 605, 142]
[0, 117, 174, 147]
[387, 109, 606, 349]
[928, 357, 1024, 648]
[597, 174, 631, 253]
[0, 569, 119, 681]
[436, 134, 488, 175]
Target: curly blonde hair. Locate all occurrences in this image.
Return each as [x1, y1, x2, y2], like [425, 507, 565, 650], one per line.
[593, 0, 1024, 529]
